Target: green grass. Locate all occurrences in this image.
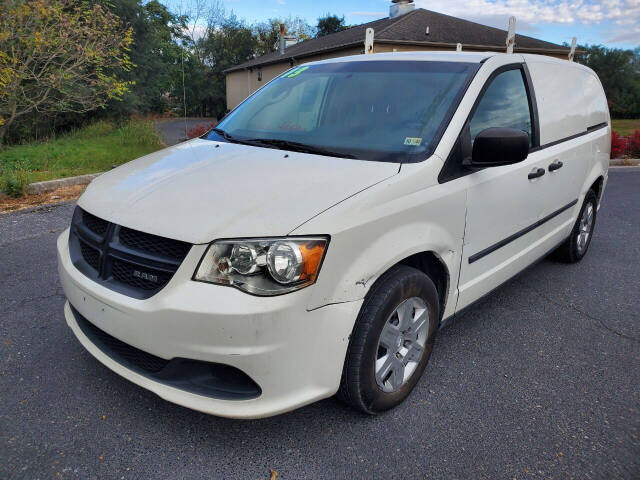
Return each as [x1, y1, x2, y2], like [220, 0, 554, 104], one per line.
[612, 119, 640, 136]
[0, 120, 165, 196]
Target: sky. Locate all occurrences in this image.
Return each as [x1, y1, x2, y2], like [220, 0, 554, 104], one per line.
[169, 0, 640, 49]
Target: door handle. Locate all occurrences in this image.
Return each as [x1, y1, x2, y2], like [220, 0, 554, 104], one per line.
[548, 160, 563, 172]
[528, 167, 546, 180]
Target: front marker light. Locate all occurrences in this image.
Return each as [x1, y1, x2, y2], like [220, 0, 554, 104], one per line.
[193, 237, 328, 296]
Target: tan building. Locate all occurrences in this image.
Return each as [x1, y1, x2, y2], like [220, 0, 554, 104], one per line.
[225, 1, 574, 110]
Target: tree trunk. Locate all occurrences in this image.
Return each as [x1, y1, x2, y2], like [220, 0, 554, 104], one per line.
[1, 99, 18, 145]
[0, 123, 8, 145]
[0, 113, 17, 145]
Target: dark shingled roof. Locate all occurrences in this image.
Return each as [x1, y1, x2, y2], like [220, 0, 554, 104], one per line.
[226, 8, 571, 73]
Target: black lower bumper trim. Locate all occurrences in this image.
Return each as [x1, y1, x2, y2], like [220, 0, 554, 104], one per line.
[70, 305, 262, 400]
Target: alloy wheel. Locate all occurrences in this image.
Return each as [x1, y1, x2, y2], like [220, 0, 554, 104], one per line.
[577, 201, 594, 254]
[375, 297, 430, 393]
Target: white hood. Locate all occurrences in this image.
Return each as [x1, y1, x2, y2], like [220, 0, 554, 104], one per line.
[78, 139, 399, 244]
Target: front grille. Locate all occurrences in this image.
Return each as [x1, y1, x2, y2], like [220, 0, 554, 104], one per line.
[69, 207, 192, 299]
[80, 242, 100, 270]
[111, 259, 173, 291]
[119, 227, 191, 261]
[82, 209, 108, 236]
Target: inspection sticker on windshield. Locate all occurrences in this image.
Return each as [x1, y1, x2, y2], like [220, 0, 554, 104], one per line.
[404, 137, 422, 146]
[282, 66, 310, 78]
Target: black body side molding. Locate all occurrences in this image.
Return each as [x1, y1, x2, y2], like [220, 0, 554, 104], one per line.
[468, 199, 578, 264]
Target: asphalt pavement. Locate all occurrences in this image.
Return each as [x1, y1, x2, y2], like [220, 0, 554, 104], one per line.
[154, 118, 215, 146]
[1, 169, 638, 479]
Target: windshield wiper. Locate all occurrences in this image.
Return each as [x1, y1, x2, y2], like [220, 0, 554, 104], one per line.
[211, 128, 242, 143]
[212, 130, 355, 159]
[245, 138, 355, 159]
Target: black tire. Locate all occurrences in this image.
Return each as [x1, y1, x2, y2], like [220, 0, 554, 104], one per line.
[337, 265, 439, 414]
[553, 189, 598, 263]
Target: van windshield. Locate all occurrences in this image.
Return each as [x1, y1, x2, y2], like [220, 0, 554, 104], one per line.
[207, 61, 478, 163]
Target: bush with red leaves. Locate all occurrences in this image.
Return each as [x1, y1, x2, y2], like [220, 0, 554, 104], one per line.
[187, 121, 217, 139]
[611, 131, 627, 158]
[627, 130, 640, 157]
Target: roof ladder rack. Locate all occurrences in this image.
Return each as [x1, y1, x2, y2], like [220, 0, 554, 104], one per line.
[506, 16, 516, 54]
[365, 28, 374, 54]
[569, 37, 577, 61]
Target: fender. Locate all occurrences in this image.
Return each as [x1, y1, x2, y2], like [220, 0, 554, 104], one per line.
[292, 157, 467, 317]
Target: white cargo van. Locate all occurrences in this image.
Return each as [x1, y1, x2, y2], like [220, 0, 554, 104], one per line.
[57, 52, 610, 418]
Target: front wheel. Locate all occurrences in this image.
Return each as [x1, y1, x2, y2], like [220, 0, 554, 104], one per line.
[554, 189, 598, 263]
[338, 265, 439, 414]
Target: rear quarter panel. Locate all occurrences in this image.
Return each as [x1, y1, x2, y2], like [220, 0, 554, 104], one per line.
[523, 55, 610, 203]
[583, 71, 610, 203]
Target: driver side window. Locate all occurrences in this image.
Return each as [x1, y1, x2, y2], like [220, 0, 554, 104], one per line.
[469, 69, 532, 146]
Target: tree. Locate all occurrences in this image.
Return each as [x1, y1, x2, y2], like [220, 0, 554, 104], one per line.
[178, 0, 224, 64]
[282, 16, 315, 42]
[253, 16, 315, 56]
[253, 19, 282, 56]
[198, 15, 257, 118]
[97, 0, 187, 115]
[577, 45, 640, 119]
[316, 14, 347, 37]
[0, 0, 134, 143]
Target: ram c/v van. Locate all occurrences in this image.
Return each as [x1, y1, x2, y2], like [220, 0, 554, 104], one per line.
[57, 52, 610, 418]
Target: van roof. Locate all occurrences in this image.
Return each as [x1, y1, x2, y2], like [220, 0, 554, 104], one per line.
[308, 51, 574, 65]
[311, 51, 492, 64]
[520, 53, 595, 75]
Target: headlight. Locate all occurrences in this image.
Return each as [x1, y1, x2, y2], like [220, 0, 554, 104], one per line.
[193, 237, 329, 296]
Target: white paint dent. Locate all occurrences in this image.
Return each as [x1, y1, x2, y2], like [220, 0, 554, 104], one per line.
[293, 155, 467, 319]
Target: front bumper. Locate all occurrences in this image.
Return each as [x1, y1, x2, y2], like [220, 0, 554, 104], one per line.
[57, 228, 361, 419]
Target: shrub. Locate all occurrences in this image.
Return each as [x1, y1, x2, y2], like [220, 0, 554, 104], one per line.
[1, 166, 30, 197]
[72, 120, 116, 140]
[118, 120, 164, 147]
[611, 131, 627, 158]
[187, 122, 217, 139]
[627, 130, 640, 157]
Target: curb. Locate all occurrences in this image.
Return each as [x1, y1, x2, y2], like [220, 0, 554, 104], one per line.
[610, 158, 639, 167]
[26, 172, 103, 195]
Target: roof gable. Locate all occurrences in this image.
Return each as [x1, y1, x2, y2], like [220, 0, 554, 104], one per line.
[226, 9, 570, 73]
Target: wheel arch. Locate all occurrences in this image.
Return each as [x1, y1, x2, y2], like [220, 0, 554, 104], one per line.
[589, 175, 605, 203]
[397, 251, 449, 321]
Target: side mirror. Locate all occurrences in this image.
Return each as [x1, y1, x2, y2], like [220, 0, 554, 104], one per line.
[469, 127, 529, 168]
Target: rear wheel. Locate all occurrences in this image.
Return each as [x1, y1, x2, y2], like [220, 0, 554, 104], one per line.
[338, 265, 439, 414]
[554, 189, 598, 263]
